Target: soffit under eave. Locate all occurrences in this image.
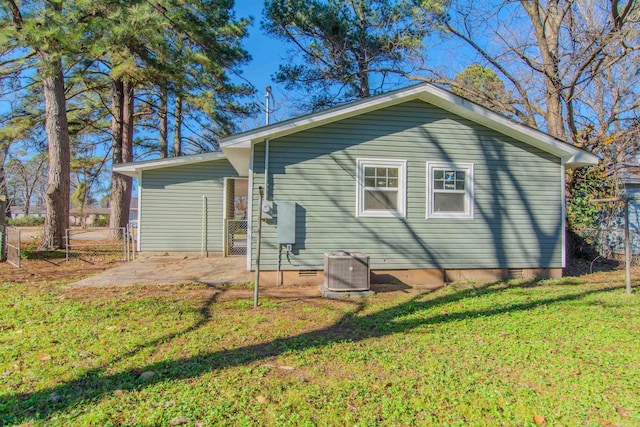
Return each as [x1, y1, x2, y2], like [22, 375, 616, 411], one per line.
[563, 151, 600, 169]
[221, 146, 250, 177]
[113, 169, 141, 179]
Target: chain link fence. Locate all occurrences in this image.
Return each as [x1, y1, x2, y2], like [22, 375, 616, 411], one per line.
[225, 220, 247, 256]
[4, 226, 21, 268]
[0, 224, 137, 266]
[65, 227, 136, 261]
[576, 228, 640, 269]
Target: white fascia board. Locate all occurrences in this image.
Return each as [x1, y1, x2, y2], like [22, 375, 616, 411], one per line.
[220, 82, 599, 168]
[113, 151, 228, 178]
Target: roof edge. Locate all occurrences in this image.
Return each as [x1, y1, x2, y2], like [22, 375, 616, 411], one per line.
[220, 83, 431, 148]
[113, 151, 227, 178]
[220, 82, 598, 167]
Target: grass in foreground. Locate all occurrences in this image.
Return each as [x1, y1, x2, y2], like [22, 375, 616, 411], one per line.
[1, 273, 639, 426]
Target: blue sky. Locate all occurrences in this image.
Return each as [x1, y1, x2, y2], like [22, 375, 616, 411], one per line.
[233, 0, 291, 124]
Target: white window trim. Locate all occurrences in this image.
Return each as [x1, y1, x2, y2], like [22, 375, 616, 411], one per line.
[356, 158, 407, 218]
[426, 161, 474, 219]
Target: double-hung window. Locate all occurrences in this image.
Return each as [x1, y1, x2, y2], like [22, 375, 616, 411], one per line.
[427, 162, 474, 219]
[357, 159, 407, 217]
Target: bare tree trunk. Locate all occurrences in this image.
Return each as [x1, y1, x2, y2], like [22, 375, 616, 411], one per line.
[520, 0, 567, 140]
[173, 93, 182, 157]
[25, 158, 46, 217]
[79, 201, 85, 229]
[25, 180, 34, 216]
[356, 57, 370, 98]
[545, 83, 566, 139]
[109, 79, 125, 231]
[109, 79, 135, 231]
[40, 59, 71, 249]
[123, 81, 134, 163]
[159, 84, 168, 158]
[121, 81, 134, 224]
[0, 150, 7, 261]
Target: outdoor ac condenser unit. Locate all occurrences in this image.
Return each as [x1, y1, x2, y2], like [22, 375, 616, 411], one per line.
[324, 250, 370, 291]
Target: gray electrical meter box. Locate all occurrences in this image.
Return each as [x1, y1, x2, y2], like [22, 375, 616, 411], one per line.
[277, 201, 296, 244]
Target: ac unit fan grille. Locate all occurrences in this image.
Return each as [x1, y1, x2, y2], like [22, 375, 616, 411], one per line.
[324, 251, 370, 291]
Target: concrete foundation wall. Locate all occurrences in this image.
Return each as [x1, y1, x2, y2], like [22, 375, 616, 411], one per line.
[256, 267, 563, 287]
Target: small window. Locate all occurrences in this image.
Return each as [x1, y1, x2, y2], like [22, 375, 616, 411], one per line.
[357, 159, 406, 217]
[427, 162, 474, 219]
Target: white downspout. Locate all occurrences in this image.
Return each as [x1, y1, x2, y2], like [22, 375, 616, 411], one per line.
[136, 178, 142, 252]
[264, 86, 271, 194]
[264, 86, 278, 284]
[264, 139, 269, 192]
[561, 164, 566, 269]
[201, 195, 207, 257]
[222, 178, 228, 256]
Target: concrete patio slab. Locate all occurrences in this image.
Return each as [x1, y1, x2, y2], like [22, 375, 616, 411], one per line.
[319, 285, 375, 298]
[70, 255, 252, 288]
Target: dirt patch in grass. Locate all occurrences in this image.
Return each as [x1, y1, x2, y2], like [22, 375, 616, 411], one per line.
[64, 281, 416, 307]
[2, 230, 127, 285]
[66, 282, 221, 304]
[0, 256, 123, 284]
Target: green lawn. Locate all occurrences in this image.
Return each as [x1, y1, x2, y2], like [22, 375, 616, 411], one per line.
[1, 273, 639, 426]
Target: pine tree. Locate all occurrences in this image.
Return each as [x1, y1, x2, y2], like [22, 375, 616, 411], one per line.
[263, 0, 447, 111]
[83, 0, 254, 227]
[2, 0, 81, 248]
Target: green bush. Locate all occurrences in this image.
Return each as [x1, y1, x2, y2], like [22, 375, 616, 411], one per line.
[7, 216, 45, 226]
[92, 215, 109, 227]
[21, 238, 38, 259]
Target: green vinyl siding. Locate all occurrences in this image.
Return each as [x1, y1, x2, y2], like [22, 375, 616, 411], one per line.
[251, 100, 563, 270]
[139, 159, 238, 251]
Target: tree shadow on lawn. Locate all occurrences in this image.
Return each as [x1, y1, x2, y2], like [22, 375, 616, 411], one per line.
[0, 279, 623, 424]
